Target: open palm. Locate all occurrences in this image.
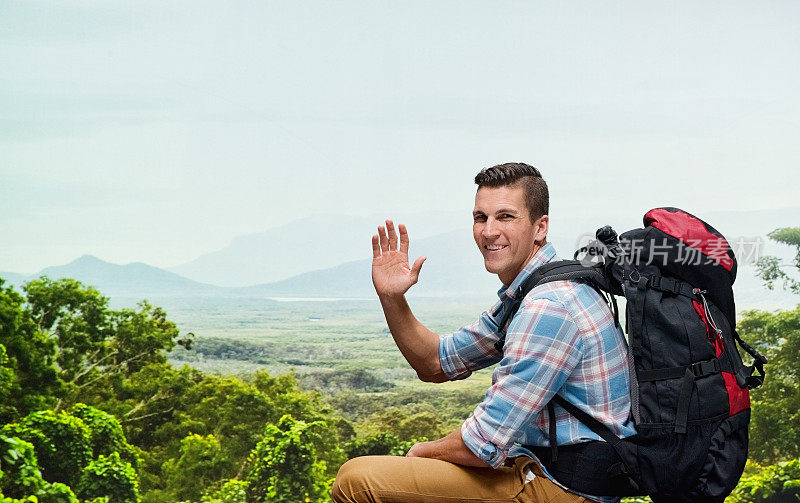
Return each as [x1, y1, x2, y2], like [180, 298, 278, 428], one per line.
[371, 220, 427, 297]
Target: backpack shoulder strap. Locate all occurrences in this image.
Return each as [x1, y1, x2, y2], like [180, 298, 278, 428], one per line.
[497, 262, 640, 488]
[493, 260, 605, 351]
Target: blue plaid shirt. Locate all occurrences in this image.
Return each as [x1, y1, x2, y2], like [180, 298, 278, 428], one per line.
[439, 243, 636, 502]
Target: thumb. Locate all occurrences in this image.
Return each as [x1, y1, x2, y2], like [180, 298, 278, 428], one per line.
[411, 255, 427, 277]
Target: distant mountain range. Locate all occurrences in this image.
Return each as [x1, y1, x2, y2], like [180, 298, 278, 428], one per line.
[167, 212, 471, 287]
[239, 229, 500, 299]
[0, 230, 500, 300]
[2, 208, 799, 310]
[2, 255, 223, 298]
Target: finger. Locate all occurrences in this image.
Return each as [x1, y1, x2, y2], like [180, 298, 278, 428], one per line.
[399, 223, 410, 254]
[386, 219, 398, 251]
[371, 234, 380, 258]
[378, 225, 389, 253]
[411, 255, 427, 277]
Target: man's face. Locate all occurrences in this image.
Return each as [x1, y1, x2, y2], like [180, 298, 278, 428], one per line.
[473, 184, 548, 286]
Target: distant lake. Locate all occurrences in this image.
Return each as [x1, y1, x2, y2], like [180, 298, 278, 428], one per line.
[267, 297, 374, 302]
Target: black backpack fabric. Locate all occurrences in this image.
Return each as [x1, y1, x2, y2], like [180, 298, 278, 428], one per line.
[495, 207, 766, 503]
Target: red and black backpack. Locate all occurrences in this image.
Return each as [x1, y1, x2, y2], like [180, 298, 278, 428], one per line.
[496, 207, 766, 503]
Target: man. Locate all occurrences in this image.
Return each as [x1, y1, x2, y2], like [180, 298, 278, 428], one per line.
[332, 163, 635, 503]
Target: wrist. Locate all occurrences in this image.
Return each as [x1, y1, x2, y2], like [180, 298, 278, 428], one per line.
[377, 291, 406, 304]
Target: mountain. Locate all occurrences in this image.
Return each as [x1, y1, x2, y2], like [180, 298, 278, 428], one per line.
[2, 255, 223, 298]
[167, 212, 470, 287]
[0, 271, 29, 287]
[239, 229, 501, 299]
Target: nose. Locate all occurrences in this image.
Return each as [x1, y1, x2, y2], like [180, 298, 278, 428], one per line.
[482, 217, 500, 238]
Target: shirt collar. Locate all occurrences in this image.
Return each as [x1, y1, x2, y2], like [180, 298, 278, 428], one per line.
[497, 242, 558, 300]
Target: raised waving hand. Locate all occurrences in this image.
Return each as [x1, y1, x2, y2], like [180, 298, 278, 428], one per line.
[371, 220, 427, 298]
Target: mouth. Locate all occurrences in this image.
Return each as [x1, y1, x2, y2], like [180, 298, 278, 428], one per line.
[484, 244, 508, 253]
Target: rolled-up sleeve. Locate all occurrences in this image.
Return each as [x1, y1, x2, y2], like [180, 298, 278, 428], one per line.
[460, 297, 584, 468]
[438, 300, 504, 380]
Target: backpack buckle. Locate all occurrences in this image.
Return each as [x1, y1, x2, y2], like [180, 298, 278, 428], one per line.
[649, 275, 661, 289]
[690, 359, 720, 378]
[625, 270, 642, 284]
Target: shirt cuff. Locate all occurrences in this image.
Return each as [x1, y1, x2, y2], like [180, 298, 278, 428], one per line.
[438, 334, 472, 380]
[460, 415, 507, 468]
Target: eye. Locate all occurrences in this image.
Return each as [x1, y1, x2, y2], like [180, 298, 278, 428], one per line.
[473, 214, 486, 223]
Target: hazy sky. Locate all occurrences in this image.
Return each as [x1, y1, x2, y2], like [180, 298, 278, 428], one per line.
[2, 0, 799, 273]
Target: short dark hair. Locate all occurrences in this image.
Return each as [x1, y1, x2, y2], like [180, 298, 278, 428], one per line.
[474, 162, 549, 221]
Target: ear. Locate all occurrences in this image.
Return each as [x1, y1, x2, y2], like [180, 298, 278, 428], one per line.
[535, 215, 549, 243]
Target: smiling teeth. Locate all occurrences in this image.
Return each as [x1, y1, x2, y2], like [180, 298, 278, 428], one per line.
[486, 245, 506, 250]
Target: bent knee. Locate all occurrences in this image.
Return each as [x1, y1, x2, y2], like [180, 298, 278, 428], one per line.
[331, 456, 381, 503]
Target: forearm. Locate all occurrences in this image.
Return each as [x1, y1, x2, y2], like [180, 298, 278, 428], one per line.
[378, 293, 447, 383]
[406, 429, 490, 468]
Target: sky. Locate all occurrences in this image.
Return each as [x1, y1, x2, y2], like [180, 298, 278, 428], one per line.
[2, 0, 799, 273]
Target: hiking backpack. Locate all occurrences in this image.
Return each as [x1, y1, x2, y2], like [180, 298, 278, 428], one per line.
[495, 207, 766, 503]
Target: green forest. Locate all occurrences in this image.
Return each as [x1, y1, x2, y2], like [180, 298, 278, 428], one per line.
[1, 227, 799, 503]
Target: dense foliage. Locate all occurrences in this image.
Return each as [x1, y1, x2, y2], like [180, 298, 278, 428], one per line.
[738, 307, 800, 463]
[729, 460, 800, 502]
[0, 282, 60, 422]
[0, 277, 349, 502]
[245, 415, 330, 503]
[0, 406, 137, 503]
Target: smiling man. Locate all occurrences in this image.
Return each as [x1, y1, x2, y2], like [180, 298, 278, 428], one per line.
[332, 163, 634, 503]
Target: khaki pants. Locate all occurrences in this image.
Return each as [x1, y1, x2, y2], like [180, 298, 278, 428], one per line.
[331, 456, 594, 503]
